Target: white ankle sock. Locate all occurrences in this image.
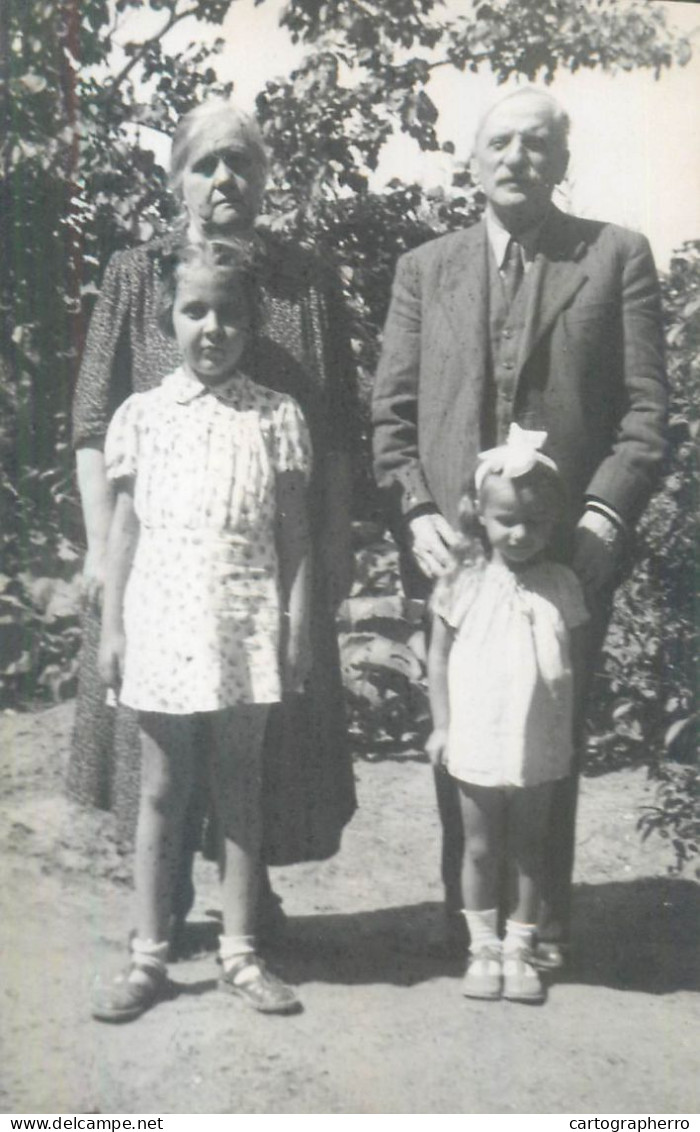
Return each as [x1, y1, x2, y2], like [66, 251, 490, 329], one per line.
[219, 934, 256, 981]
[464, 908, 499, 951]
[130, 937, 168, 984]
[503, 919, 536, 954]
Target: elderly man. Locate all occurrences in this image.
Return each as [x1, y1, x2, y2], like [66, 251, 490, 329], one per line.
[372, 87, 667, 966]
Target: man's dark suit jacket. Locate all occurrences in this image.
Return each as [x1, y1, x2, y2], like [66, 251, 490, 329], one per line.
[372, 206, 668, 544]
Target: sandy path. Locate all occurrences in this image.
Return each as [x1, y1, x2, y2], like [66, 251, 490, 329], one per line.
[0, 703, 697, 1114]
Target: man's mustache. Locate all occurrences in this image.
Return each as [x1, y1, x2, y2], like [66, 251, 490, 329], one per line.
[198, 193, 242, 217]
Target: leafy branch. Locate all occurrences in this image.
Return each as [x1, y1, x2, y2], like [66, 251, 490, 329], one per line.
[104, 3, 201, 102]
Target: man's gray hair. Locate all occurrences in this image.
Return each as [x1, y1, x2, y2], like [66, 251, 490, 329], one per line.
[474, 87, 570, 154]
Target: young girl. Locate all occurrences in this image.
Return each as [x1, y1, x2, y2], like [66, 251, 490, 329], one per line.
[91, 241, 311, 1021]
[426, 424, 588, 1004]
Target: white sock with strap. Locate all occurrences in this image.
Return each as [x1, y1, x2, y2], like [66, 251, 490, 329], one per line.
[130, 937, 169, 985]
[219, 934, 257, 982]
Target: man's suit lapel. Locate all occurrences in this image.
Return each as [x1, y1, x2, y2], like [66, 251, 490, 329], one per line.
[517, 207, 589, 373]
[430, 210, 591, 411]
[434, 211, 589, 379]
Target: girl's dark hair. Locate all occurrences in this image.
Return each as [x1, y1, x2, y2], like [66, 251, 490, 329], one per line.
[155, 239, 258, 338]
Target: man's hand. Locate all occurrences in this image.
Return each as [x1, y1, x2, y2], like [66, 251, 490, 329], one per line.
[573, 510, 623, 597]
[408, 512, 460, 579]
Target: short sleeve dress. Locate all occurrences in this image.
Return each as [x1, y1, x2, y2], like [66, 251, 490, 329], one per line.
[432, 558, 589, 788]
[68, 232, 359, 863]
[104, 369, 311, 714]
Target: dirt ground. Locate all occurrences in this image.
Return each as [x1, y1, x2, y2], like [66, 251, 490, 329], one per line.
[0, 701, 698, 1115]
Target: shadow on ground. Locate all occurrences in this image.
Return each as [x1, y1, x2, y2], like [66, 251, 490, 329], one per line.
[177, 901, 461, 987]
[563, 877, 699, 994]
[176, 877, 698, 995]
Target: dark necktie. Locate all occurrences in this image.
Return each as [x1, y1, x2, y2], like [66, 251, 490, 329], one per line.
[502, 237, 524, 306]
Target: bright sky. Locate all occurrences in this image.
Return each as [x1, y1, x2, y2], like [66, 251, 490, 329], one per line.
[125, 0, 700, 268]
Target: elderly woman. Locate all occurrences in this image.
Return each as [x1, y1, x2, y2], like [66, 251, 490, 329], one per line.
[68, 100, 358, 933]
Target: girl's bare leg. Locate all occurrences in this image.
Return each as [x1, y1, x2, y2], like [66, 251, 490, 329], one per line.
[133, 712, 196, 943]
[456, 782, 504, 911]
[457, 782, 504, 999]
[208, 704, 269, 937]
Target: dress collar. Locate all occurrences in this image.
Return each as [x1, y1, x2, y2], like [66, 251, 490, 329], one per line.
[163, 366, 250, 405]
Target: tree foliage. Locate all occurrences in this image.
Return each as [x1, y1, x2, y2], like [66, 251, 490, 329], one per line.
[262, 0, 688, 226]
[0, 0, 690, 394]
[588, 243, 698, 765]
[597, 242, 699, 871]
[0, 0, 235, 702]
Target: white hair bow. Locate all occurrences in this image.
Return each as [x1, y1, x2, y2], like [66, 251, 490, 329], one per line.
[474, 423, 558, 494]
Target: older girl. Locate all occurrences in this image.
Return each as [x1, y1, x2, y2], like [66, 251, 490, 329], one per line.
[426, 426, 589, 1004]
[91, 242, 309, 1021]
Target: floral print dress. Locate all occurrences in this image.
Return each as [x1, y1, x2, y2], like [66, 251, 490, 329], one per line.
[105, 369, 311, 714]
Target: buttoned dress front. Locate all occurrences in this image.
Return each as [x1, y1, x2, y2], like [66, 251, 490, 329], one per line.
[104, 368, 311, 714]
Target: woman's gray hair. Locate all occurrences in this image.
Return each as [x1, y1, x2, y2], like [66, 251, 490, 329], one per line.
[169, 99, 269, 207]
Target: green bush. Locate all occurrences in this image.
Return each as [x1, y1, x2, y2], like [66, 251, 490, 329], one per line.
[0, 346, 83, 706]
[583, 242, 699, 870]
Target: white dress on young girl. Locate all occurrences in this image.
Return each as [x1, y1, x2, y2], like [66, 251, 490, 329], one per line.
[432, 557, 589, 788]
[104, 367, 312, 714]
